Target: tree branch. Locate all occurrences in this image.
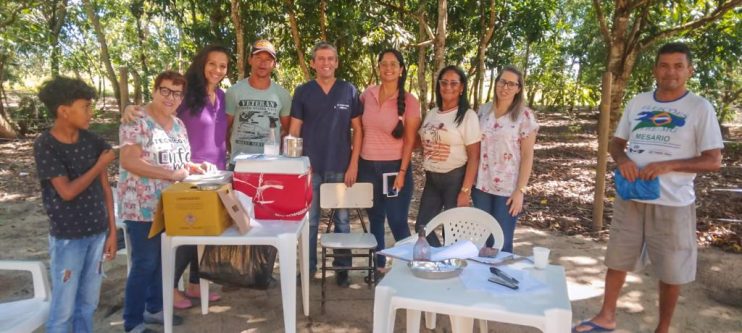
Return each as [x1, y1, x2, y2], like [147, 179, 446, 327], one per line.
[626, 0, 649, 12]
[592, 0, 611, 45]
[376, 0, 435, 40]
[639, 0, 742, 50]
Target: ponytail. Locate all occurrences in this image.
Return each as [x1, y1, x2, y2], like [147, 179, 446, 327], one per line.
[379, 48, 408, 139]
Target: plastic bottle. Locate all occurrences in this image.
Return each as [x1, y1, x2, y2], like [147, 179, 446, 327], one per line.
[412, 226, 431, 261]
[263, 118, 280, 156]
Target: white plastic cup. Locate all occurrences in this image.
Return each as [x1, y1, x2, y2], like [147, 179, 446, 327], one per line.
[533, 247, 550, 269]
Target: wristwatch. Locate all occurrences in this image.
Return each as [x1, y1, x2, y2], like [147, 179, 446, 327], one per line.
[460, 186, 471, 194]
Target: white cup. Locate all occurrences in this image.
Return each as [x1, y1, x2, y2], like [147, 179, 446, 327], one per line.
[533, 247, 550, 269]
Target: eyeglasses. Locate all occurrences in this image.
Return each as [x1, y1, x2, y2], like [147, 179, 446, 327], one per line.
[496, 79, 520, 89]
[379, 61, 400, 68]
[158, 87, 184, 99]
[438, 80, 461, 88]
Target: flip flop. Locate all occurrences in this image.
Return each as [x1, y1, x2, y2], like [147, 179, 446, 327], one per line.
[572, 320, 615, 333]
[173, 298, 193, 310]
[185, 290, 221, 302]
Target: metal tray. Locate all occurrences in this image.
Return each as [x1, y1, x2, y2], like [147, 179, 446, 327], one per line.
[408, 259, 468, 279]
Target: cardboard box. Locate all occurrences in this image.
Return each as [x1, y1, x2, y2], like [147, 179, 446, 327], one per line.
[233, 155, 312, 221]
[151, 182, 233, 236]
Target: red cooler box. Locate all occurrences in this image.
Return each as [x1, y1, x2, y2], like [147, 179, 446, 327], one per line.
[233, 155, 312, 220]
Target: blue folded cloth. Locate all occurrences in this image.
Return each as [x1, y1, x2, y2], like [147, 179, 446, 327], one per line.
[613, 169, 660, 200]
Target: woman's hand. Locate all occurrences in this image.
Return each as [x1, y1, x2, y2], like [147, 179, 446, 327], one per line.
[457, 191, 470, 207]
[121, 104, 145, 124]
[507, 190, 524, 216]
[171, 169, 189, 181]
[344, 162, 358, 187]
[393, 170, 406, 192]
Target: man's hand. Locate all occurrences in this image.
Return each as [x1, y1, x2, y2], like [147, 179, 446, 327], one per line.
[507, 190, 524, 216]
[121, 105, 144, 124]
[103, 231, 117, 261]
[97, 149, 116, 168]
[639, 161, 674, 180]
[617, 158, 640, 182]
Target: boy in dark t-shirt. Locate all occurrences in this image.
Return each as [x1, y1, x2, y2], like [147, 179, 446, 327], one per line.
[33, 77, 117, 333]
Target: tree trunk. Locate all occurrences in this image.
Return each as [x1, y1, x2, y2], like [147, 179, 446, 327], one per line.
[131, 69, 143, 105]
[0, 55, 17, 138]
[47, 0, 68, 78]
[471, 0, 496, 110]
[592, 71, 612, 230]
[119, 67, 129, 112]
[319, 0, 328, 41]
[432, 0, 447, 77]
[285, 0, 311, 80]
[82, 0, 120, 105]
[131, 0, 150, 99]
[522, 39, 531, 87]
[486, 67, 495, 102]
[417, 7, 429, 114]
[230, 0, 246, 79]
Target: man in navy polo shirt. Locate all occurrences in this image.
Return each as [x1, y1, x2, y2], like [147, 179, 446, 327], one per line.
[289, 41, 362, 287]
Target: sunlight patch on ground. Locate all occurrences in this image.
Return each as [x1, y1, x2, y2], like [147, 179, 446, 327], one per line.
[209, 305, 232, 313]
[0, 193, 26, 202]
[625, 274, 644, 284]
[619, 290, 645, 313]
[561, 256, 599, 266]
[566, 280, 604, 301]
[699, 306, 737, 320]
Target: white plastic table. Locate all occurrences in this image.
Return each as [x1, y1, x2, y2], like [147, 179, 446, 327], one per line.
[160, 215, 310, 333]
[372, 261, 572, 333]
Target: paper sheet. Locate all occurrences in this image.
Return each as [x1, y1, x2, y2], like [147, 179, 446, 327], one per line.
[378, 240, 479, 261]
[460, 261, 550, 296]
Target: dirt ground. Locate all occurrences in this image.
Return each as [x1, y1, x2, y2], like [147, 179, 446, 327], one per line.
[1, 109, 740, 332]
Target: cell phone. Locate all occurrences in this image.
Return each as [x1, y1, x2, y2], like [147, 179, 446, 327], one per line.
[382, 172, 398, 197]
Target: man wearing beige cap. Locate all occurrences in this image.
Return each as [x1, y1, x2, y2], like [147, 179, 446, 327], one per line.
[226, 39, 292, 163]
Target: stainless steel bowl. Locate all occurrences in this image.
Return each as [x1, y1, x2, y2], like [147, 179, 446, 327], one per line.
[408, 258, 468, 279]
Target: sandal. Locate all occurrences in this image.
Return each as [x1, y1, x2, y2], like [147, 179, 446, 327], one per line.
[572, 320, 615, 333]
[185, 290, 221, 302]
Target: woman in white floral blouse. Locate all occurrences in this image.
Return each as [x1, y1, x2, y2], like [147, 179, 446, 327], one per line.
[473, 66, 538, 253]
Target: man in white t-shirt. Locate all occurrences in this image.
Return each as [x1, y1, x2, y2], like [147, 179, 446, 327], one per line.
[574, 43, 723, 333]
[226, 39, 291, 163]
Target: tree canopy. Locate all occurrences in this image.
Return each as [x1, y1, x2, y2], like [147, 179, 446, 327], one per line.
[1, 0, 740, 138]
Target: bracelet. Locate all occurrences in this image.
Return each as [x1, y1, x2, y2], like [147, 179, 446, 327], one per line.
[399, 168, 407, 173]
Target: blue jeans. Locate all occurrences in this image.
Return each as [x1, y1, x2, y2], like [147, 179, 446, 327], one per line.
[358, 158, 413, 268]
[415, 166, 466, 247]
[46, 232, 106, 333]
[472, 188, 519, 253]
[309, 171, 350, 272]
[123, 221, 163, 331]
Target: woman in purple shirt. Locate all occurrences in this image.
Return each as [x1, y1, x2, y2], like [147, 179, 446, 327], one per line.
[122, 45, 230, 309]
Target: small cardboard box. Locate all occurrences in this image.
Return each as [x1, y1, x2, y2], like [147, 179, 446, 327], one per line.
[150, 182, 233, 236]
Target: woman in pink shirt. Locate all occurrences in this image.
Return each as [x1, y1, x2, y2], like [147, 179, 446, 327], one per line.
[358, 49, 421, 276]
[473, 66, 538, 253]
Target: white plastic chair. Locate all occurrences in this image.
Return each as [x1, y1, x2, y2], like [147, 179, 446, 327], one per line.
[422, 207, 505, 332]
[318, 182, 377, 313]
[0, 260, 51, 333]
[424, 207, 505, 249]
[112, 188, 132, 275]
